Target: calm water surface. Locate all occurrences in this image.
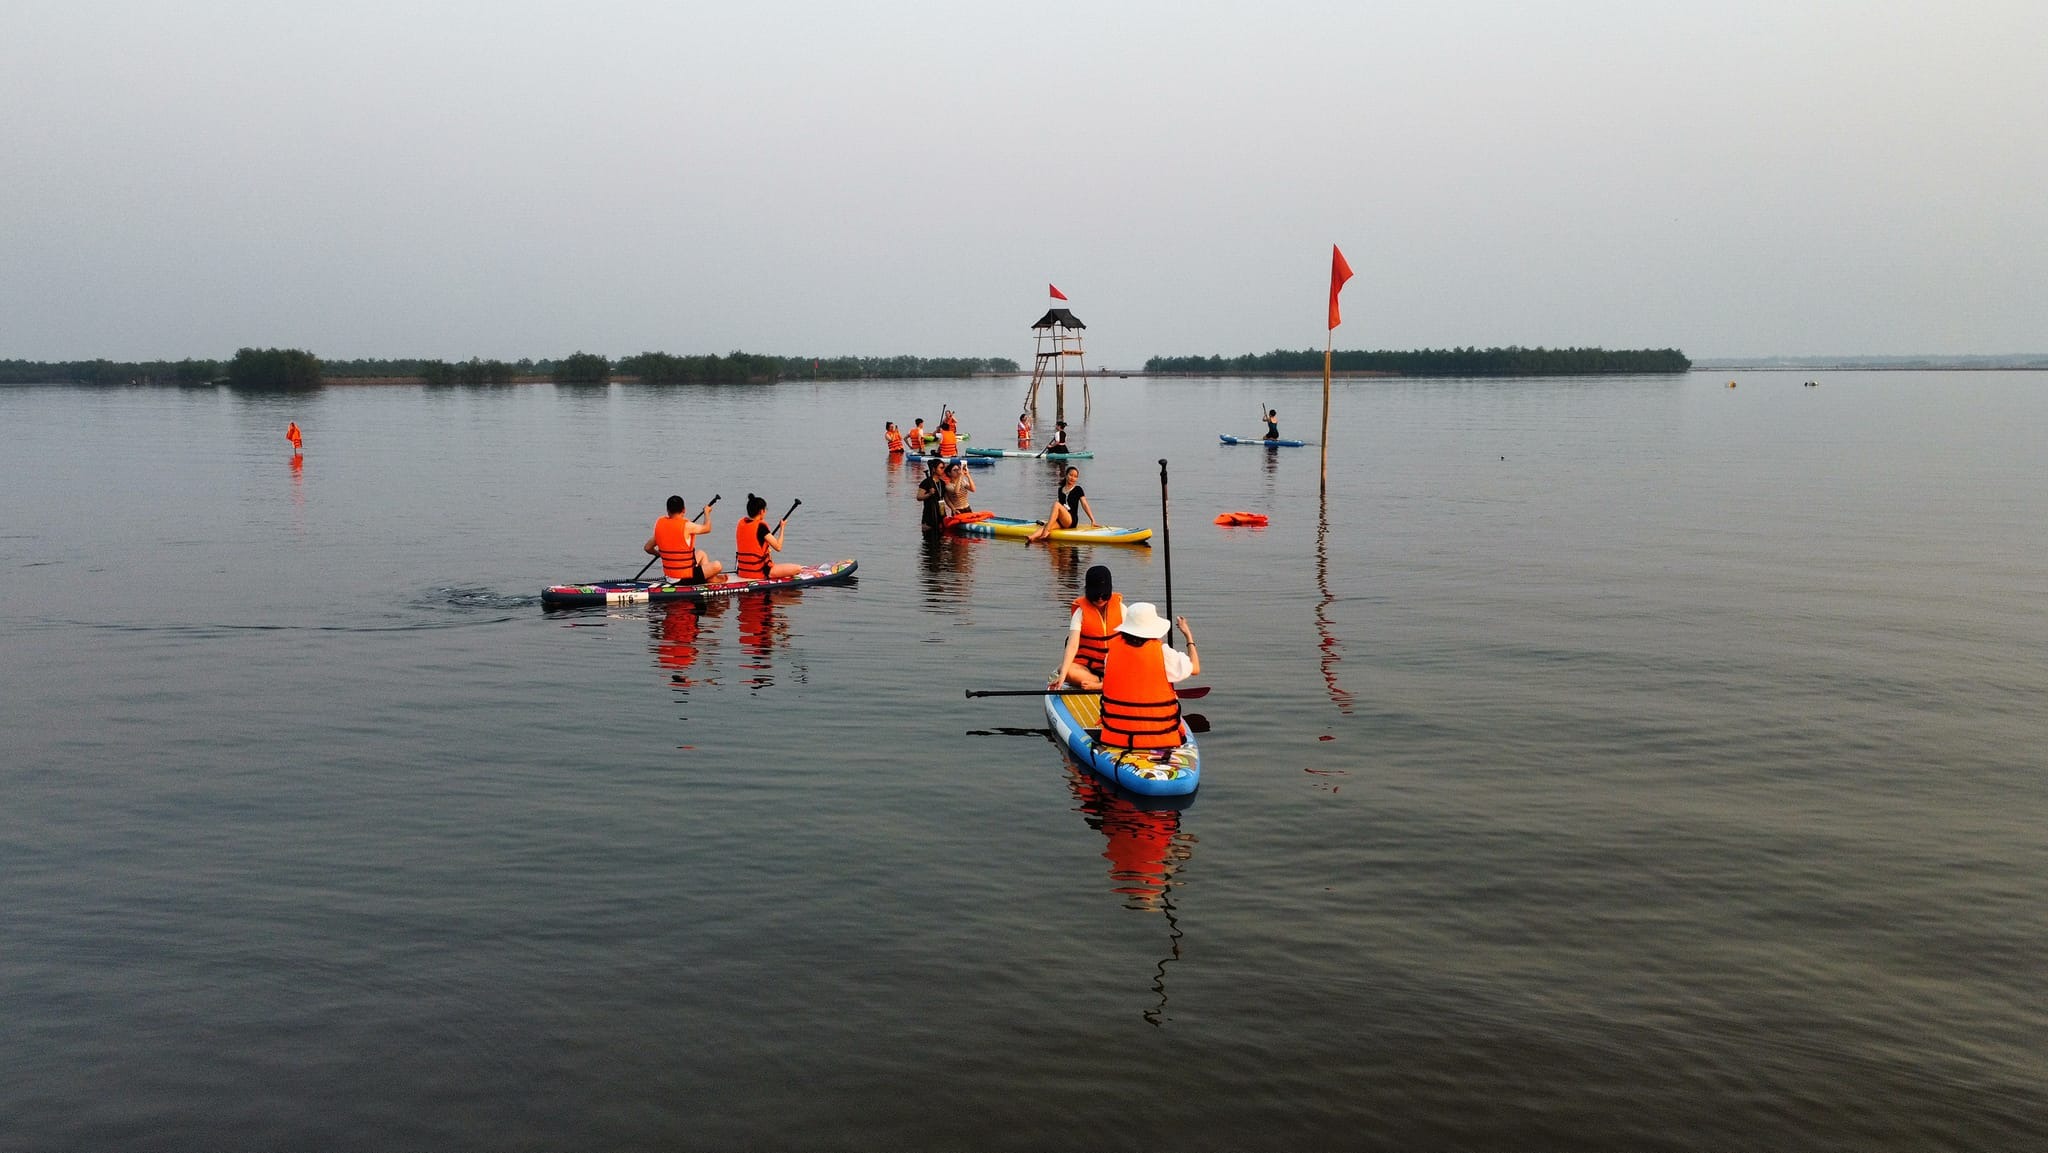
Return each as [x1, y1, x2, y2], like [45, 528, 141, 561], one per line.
[2, 372, 2044, 1150]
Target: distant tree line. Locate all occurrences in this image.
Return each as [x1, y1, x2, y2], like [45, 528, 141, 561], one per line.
[3, 350, 1023, 387]
[1144, 346, 1692, 376]
[0, 357, 222, 385]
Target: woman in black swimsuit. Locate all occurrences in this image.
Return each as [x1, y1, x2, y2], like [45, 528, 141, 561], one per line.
[1027, 465, 1098, 543]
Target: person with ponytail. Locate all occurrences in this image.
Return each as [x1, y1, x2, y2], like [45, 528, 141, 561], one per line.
[733, 494, 802, 581]
[1049, 564, 1122, 691]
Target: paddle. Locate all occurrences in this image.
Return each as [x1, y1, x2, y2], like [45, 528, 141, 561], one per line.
[964, 686, 1209, 699]
[1159, 458, 1175, 644]
[776, 497, 801, 531]
[633, 494, 721, 581]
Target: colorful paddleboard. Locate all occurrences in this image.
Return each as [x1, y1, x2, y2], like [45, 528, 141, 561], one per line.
[541, 558, 857, 608]
[948, 515, 1151, 545]
[1045, 691, 1200, 796]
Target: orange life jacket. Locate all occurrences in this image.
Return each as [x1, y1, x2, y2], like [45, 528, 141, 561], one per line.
[910, 425, 926, 449]
[1017, 419, 1030, 445]
[886, 429, 904, 452]
[651, 516, 700, 582]
[938, 427, 958, 457]
[1099, 633, 1182, 749]
[1070, 592, 1124, 676]
[734, 513, 770, 580]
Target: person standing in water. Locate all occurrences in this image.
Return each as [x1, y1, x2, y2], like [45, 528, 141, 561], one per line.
[733, 494, 802, 581]
[1017, 412, 1032, 445]
[884, 422, 905, 453]
[915, 458, 947, 533]
[940, 460, 976, 517]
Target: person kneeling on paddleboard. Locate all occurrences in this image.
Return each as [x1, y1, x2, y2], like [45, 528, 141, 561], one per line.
[1098, 603, 1200, 750]
[1050, 564, 1122, 691]
[735, 494, 802, 581]
[1261, 408, 1280, 440]
[1026, 465, 1097, 544]
[644, 494, 723, 584]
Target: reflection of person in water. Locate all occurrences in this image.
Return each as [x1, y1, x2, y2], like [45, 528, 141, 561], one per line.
[651, 600, 724, 685]
[1063, 766, 1190, 910]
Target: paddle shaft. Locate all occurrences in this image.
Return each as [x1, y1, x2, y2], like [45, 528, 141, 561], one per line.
[1158, 458, 1174, 644]
[633, 495, 721, 580]
[964, 686, 1208, 699]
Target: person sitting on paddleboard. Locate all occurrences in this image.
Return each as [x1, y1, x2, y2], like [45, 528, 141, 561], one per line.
[915, 458, 946, 533]
[1050, 564, 1122, 691]
[884, 421, 904, 453]
[941, 460, 976, 517]
[734, 494, 803, 581]
[1042, 421, 1070, 455]
[1098, 602, 1200, 750]
[1262, 408, 1280, 440]
[644, 494, 722, 584]
[1026, 465, 1097, 544]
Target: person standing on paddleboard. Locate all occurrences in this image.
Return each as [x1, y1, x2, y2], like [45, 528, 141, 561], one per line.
[644, 494, 723, 583]
[1050, 564, 1122, 691]
[1026, 465, 1097, 544]
[1098, 602, 1200, 750]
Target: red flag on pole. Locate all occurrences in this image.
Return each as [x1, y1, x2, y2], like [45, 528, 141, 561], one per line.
[1328, 245, 1353, 330]
[1049, 284, 1068, 300]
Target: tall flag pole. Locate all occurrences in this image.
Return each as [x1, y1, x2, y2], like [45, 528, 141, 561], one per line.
[1322, 244, 1353, 493]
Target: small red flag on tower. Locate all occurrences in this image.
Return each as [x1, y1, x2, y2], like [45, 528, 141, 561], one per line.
[1328, 246, 1353, 330]
[1049, 284, 1068, 301]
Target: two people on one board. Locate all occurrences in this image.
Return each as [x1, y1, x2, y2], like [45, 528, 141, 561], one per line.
[644, 493, 800, 584]
[1050, 564, 1200, 749]
[1025, 465, 1097, 544]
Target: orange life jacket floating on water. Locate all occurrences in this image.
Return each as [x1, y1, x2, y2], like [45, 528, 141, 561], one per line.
[1099, 633, 1182, 750]
[1070, 592, 1124, 676]
[1214, 511, 1268, 526]
[942, 510, 993, 529]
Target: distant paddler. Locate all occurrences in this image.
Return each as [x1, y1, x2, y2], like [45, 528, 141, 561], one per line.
[1097, 602, 1200, 750]
[1025, 465, 1098, 544]
[734, 494, 803, 581]
[1260, 408, 1280, 441]
[644, 494, 723, 584]
[1049, 564, 1122, 691]
[286, 421, 303, 452]
[1040, 421, 1070, 456]
[936, 412, 962, 458]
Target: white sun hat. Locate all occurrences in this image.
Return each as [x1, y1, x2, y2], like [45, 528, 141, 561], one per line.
[1116, 601, 1172, 640]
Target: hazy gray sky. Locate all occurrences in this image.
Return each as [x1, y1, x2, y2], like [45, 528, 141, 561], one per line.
[3, 1, 2042, 364]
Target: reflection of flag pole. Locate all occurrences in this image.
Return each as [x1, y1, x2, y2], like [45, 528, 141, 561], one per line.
[1315, 489, 1357, 715]
[1322, 244, 1353, 494]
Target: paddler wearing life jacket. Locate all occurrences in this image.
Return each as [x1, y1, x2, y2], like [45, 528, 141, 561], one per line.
[936, 413, 960, 458]
[1017, 412, 1031, 445]
[734, 494, 802, 581]
[908, 417, 927, 453]
[1050, 564, 1122, 691]
[884, 421, 905, 453]
[643, 494, 723, 584]
[1097, 602, 1200, 751]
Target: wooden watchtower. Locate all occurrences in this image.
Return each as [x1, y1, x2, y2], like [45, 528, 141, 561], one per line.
[1025, 307, 1088, 423]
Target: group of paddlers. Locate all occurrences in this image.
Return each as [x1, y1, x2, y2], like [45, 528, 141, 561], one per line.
[1052, 564, 1200, 750]
[644, 494, 802, 585]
